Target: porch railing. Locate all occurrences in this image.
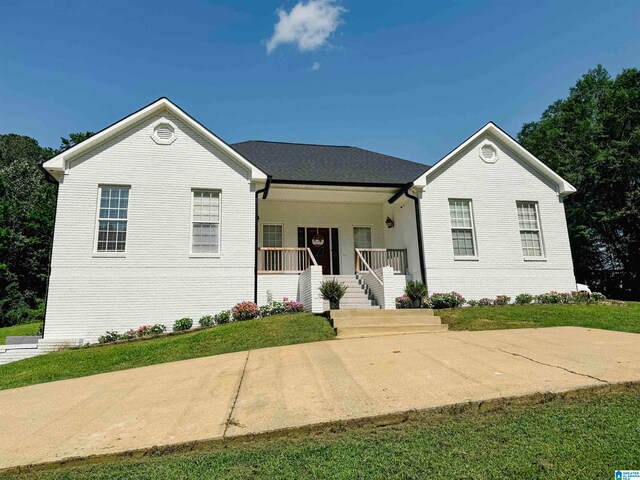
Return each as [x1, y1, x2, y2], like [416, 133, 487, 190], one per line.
[356, 248, 408, 274]
[355, 248, 383, 285]
[258, 247, 318, 274]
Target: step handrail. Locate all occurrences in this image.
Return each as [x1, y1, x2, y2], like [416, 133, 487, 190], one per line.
[355, 248, 383, 285]
[306, 247, 319, 266]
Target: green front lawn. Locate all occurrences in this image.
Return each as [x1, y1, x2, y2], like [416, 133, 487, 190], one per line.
[0, 322, 41, 345]
[440, 301, 640, 334]
[11, 384, 639, 479]
[0, 313, 334, 391]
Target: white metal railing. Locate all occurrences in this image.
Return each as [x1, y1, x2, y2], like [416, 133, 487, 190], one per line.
[356, 248, 408, 274]
[258, 247, 318, 274]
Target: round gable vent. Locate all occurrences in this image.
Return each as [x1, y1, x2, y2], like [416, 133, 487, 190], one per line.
[478, 140, 498, 163]
[151, 119, 177, 145]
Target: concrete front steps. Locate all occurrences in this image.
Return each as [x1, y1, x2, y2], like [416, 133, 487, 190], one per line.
[323, 275, 380, 310]
[0, 339, 83, 365]
[331, 309, 448, 339]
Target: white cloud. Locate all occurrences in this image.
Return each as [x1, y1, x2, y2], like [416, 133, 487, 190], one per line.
[266, 0, 345, 54]
[311, 61, 321, 71]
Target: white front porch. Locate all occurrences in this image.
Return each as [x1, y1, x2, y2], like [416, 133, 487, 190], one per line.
[256, 184, 419, 311]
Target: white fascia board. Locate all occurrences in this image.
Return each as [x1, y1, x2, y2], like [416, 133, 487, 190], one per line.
[42, 98, 268, 181]
[413, 122, 576, 196]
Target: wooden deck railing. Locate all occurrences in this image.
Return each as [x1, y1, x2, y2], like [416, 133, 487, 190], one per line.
[355, 248, 383, 285]
[356, 248, 408, 274]
[258, 247, 318, 274]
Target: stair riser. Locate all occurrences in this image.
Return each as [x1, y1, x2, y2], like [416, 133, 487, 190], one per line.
[331, 309, 436, 319]
[334, 317, 443, 328]
[334, 305, 380, 310]
[337, 325, 448, 337]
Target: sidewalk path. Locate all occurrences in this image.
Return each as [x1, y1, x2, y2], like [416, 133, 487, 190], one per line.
[1, 326, 638, 469]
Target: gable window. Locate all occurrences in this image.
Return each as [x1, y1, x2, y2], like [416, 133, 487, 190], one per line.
[262, 224, 283, 248]
[192, 190, 220, 254]
[517, 201, 544, 257]
[449, 199, 476, 257]
[96, 186, 129, 252]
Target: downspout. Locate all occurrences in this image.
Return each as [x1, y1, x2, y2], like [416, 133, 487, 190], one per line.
[253, 176, 272, 303]
[38, 163, 60, 339]
[403, 186, 427, 285]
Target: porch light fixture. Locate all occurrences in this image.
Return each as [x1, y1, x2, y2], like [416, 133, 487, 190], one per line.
[385, 217, 395, 228]
[311, 234, 325, 247]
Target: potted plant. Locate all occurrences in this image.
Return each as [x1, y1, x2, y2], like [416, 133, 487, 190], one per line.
[405, 280, 428, 308]
[319, 278, 347, 310]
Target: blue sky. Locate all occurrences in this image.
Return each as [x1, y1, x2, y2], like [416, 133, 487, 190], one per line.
[1, 0, 638, 165]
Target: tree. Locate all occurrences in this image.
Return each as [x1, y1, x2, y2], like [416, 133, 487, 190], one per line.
[518, 66, 640, 299]
[0, 131, 93, 326]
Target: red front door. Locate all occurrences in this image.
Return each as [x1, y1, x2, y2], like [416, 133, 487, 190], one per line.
[305, 227, 331, 275]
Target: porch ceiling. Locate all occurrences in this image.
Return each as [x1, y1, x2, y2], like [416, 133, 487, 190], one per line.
[265, 184, 398, 204]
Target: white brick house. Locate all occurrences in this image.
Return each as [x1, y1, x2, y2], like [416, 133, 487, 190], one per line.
[37, 97, 576, 344]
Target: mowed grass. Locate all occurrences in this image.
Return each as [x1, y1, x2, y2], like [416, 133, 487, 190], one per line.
[440, 301, 640, 334]
[0, 322, 41, 345]
[0, 313, 334, 391]
[10, 384, 640, 480]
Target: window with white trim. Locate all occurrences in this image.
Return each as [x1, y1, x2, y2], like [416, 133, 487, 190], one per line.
[353, 227, 372, 249]
[262, 224, 283, 247]
[191, 190, 220, 254]
[449, 199, 476, 257]
[96, 186, 129, 252]
[517, 201, 544, 257]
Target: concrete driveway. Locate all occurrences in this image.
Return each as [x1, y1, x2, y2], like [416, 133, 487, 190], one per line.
[1, 326, 639, 469]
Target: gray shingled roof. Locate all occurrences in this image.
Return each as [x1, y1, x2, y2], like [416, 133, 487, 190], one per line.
[231, 141, 430, 185]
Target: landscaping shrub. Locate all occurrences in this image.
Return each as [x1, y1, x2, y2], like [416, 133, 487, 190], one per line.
[150, 324, 167, 334]
[405, 280, 429, 308]
[494, 295, 511, 306]
[215, 310, 231, 324]
[536, 292, 561, 304]
[135, 325, 153, 337]
[199, 315, 215, 327]
[478, 298, 493, 306]
[466, 299, 479, 307]
[571, 291, 590, 304]
[98, 331, 121, 344]
[430, 292, 465, 309]
[319, 279, 347, 309]
[232, 301, 259, 321]
[173, 317, 193, 331]
[396, 295, 412, 309]
[283, 298, 304, 313]
[421, 298, 434, 309]
[533, 291, 606, 305]
[121, 329, 136, 340]
[515, 293, 533, 305]
[259, 300, 287, 317]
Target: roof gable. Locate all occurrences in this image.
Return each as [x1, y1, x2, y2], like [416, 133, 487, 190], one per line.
[413, 122, 576, 196]
[42, 98, 267, 182]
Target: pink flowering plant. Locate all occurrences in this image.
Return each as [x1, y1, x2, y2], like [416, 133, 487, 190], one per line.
[395, 295, 413, 309]
[283, 297, 304, 313]
[429, 292, 465, 309]
[232, 301, 259, 321]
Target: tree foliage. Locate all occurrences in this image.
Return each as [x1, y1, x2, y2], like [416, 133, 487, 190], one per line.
[0, 131, 93, 326]
[518, 66, 640, 299]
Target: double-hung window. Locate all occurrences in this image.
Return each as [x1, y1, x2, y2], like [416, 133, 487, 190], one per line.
[449, 199, 476, 257]
[96, 186, 129, 252]
[191, 190, 220, 254]
[353, 227, 372, 249]
[262, 224, 283, 248]
[517, 201, 544, 257]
